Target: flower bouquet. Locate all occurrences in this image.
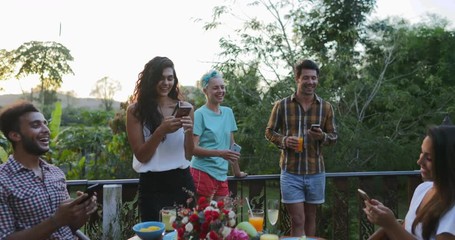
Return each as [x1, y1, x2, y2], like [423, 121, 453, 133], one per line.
[172, 196, 252, 240]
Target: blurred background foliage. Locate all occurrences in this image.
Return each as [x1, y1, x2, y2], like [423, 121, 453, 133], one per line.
[1, 0, 455, 179]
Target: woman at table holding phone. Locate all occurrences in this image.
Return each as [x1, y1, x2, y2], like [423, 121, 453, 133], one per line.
[363, 125, 455, 240]
[190, 69, 247, 201]
[126, 56, 195, 221]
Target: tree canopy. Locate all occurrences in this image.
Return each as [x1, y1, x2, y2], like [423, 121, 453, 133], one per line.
[201, 0, 455, 172]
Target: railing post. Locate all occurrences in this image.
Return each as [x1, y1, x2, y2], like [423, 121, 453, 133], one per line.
[102, 184, 122, 240]
[332, 177, 349, 240]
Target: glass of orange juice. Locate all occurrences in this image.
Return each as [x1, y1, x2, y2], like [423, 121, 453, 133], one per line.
[249, 209, 264, 232]
[293, 133, 304, 152]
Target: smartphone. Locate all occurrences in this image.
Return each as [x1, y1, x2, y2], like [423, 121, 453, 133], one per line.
[80, 183, 99, 203]
[230, 143, 242, 153]
[311, 124, 320, 131]
[357, 188, 371, 201]
[172, 102, 192, 118]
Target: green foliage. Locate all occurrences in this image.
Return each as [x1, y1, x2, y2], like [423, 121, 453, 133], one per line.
[0, 49, 14, 82]
[49, 102, 62, 140]
[203, 0, 455, 174]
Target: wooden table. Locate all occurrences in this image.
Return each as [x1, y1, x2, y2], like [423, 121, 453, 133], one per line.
[129, 235, 326, 240]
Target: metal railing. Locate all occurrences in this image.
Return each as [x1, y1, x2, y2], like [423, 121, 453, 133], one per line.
[68, 171, 422, 240]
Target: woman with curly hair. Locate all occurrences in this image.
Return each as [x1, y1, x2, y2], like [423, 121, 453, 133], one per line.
[364, 125, 455, 240]
[126, 56, 195, 221]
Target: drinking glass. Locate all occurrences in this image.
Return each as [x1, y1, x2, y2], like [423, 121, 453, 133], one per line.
[248, 209, 264, 232]
[160, 206, 176, 232]
[267, 199, 279, 226]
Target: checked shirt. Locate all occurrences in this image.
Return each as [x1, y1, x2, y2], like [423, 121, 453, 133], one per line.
[0, 156, 76, 239]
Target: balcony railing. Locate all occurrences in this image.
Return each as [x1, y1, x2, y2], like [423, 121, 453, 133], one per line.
[68, 171, 422, 240]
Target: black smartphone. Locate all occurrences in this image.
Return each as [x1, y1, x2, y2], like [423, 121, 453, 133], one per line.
[80, 183, 99, 203]
[172, 102, 192, 118]
[357, 188, 371, 201]
[311, 124, 320, 131]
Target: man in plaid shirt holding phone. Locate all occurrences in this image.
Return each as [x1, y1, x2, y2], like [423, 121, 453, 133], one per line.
[0, 101, 97, 239]
[265, 59, 337, 237]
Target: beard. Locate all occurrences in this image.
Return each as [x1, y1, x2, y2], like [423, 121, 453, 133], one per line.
[21, 135, 49, 156]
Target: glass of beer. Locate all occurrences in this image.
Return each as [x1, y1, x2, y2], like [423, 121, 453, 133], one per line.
[160, 206, 176, 232]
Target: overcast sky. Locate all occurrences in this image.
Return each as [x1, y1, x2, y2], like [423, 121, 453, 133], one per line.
[1, 0, 454, 101]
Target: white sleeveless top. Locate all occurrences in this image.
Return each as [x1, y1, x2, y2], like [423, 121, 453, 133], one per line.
[132, 126, 190, 173]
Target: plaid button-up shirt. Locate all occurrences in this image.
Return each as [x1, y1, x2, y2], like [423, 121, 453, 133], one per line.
[0, 156, 76, 239]
[265, 94, 337, 175]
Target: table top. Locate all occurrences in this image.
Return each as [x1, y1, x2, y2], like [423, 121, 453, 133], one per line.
[128, 234, 326, 240]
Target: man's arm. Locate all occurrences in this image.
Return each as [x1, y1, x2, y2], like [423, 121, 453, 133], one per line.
[1, 190, 60, 240]
[4, 216, 61, 240]
[265, 101, 287, 149]
[321, 103, 337, 146]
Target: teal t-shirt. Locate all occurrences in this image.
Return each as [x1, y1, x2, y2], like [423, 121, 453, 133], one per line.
[191, 105, 238, 181]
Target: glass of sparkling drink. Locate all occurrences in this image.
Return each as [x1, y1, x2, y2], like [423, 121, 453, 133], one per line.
[267, 199, 279, 226]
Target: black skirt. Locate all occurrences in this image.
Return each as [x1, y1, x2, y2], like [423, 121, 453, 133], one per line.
[138, 167, 195, 221]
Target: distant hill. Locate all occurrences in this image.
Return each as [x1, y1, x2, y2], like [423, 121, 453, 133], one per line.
[0, 93, 121, 110]
[0, 85, 201, 110]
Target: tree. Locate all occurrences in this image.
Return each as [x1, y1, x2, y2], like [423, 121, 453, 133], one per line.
[11, 41, 74, 107]
[203, 0, 455, 173]
[90, 76, 121, 111]
[0, 49, 14, 85]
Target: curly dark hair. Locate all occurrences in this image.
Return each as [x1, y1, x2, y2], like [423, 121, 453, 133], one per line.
[131, 56, 182, 132]
[0, 100, 39, 147]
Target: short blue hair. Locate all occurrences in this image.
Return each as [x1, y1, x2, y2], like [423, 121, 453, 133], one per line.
[201, 69, 223, 88]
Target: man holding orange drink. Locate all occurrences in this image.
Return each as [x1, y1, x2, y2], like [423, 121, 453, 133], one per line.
[265, 59, 337, 237]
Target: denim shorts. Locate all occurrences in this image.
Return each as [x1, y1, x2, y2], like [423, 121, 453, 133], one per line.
[280, 170, 325, 204]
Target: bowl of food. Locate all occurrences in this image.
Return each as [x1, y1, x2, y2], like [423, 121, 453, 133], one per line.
[133, 221, 165, 240]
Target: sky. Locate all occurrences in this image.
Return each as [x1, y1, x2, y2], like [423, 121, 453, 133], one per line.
[1, 0, 454, 102]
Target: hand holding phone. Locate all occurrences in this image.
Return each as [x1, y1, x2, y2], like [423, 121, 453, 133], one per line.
[357, 188, 371, 201]
[80, 184, 99, 204]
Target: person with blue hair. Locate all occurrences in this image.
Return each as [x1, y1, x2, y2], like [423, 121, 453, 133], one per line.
[190, 69, 247, 201]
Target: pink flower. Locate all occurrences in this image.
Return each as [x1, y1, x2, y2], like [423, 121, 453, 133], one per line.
[226, 229, 249, 240]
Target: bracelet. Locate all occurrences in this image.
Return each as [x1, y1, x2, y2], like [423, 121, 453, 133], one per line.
[184, 129, 192, 134]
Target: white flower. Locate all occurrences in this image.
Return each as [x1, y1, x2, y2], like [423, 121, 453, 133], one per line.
[228, 218, 236, 227]
[185, 222, 194, 232]
[182, 216, 188, 224]
[221, 226, 232, 238]
[204, 206, 214, 212]
[228, 211, 236, 219]
[210, 200, 218, 207]
[170, 215, 176, 224]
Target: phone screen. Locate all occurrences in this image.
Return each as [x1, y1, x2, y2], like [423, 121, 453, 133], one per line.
[230, 143, 241, 153]
[173, 102, 192, 118]
[357, 189, 370, 201]
[311, 124, 320, 130]
[80, 184, 99, 203]
[175, 107, 191, 118]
